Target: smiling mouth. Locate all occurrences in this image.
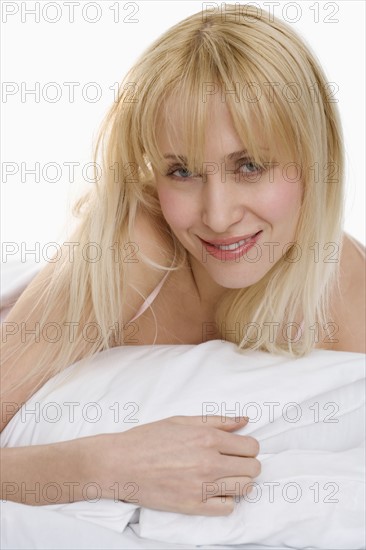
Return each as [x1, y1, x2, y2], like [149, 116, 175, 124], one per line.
[201, 231, 262, 250]
[211, 236, 257, 251]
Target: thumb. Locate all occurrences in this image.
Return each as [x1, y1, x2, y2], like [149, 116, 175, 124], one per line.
[211, 415, 250, 432]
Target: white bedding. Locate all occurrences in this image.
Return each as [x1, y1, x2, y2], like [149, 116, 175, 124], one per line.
[1, 341, 365, 549]
[0, 258, 44, 323]
[1, 259, 365, 549]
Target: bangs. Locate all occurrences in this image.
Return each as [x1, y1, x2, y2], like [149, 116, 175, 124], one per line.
[140, 30, 302, 180]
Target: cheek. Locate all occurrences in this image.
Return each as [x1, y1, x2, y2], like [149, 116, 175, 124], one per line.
[157, 187, 195, 230]
[257, 178, 302, 224]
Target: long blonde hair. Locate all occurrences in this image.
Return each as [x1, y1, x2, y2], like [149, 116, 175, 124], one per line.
[1, 5, 344, 399]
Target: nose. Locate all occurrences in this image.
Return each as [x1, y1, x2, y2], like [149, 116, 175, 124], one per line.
[201, 172, 245, 233]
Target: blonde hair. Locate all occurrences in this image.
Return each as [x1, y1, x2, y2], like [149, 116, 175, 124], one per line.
[1, 5, 344, 400]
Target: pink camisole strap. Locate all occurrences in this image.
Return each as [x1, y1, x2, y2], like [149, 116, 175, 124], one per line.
[129, 270, 170, 323]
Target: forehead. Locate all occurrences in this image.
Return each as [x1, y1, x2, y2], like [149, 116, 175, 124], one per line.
[149, 82, 294, 175]
[156, 91, 262, 157]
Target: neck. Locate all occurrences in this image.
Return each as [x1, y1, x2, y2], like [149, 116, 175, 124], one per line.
[188, 254, 228, 309]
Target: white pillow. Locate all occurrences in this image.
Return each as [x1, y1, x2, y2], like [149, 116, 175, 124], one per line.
[1, 341, 365, 548]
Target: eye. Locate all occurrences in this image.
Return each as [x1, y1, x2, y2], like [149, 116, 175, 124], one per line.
[166, 165, 196, 180]
[237, 159, 264, 174]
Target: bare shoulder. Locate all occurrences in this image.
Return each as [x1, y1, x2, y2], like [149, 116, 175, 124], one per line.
[123, 206, 175, 317]
[328, 232, 365, 353]
[133, 206, 173, 267]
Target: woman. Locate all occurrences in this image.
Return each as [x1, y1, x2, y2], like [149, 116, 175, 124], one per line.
[1, 5, 365, 515]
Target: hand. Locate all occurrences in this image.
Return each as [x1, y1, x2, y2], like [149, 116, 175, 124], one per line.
[97, 415, 260, 516]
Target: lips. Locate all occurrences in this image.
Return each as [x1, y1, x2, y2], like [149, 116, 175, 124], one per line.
[201, 231, 262, 246]
[212, 237, 254, 251]
[199, 231, 262, 261]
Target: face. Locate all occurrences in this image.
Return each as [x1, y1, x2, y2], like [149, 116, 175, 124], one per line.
[153, 93, 303, 302]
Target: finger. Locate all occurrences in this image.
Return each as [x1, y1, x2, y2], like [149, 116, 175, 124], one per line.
[217, 431, 260, 457]
[216, 455, 262, 478]
[199, 477, 256, 515]
[168, 415, 249, 431]
[213, 476, 254, 497]
[197, 496, 236, 516]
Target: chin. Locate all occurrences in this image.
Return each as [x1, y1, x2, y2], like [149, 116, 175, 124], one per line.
[211, 271, 265, 290]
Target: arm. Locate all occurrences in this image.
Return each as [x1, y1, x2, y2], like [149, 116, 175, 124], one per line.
[0, 435, 110, 506]
[1, 416, 260, 515]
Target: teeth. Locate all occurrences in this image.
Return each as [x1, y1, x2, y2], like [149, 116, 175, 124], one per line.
[214, 237, 252, 251]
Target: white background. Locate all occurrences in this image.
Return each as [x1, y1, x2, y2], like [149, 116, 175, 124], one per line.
[1, 0, 365, 262]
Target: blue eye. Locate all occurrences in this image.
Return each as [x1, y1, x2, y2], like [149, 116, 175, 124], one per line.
[174, 168, 193, 178]
[166, 166, 195, 180]
[165, 159, 265, 181]
[238, 160, 264, 174]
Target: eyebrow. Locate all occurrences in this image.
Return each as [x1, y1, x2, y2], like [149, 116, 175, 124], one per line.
[163, 150, 254, 163]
